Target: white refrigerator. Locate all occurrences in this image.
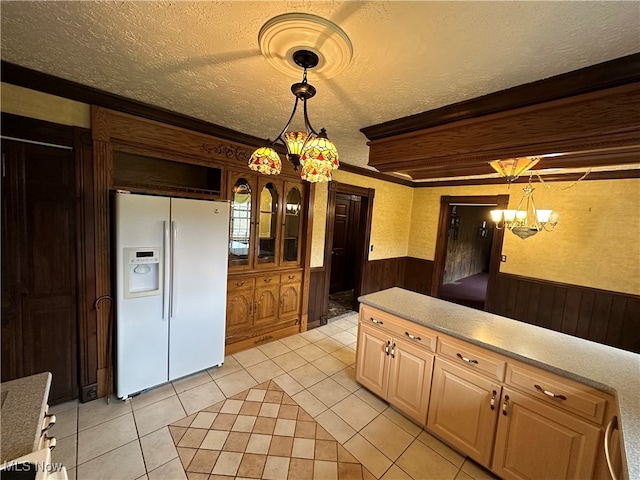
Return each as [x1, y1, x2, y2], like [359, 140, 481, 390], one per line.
[115, 192, 229, 399]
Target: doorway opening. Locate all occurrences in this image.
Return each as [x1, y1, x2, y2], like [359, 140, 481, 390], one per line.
[431, 195, 508, 311]
[317, 182, 374, 327]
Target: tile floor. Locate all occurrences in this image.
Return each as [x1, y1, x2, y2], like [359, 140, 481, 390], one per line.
[47, 313, 499, 480]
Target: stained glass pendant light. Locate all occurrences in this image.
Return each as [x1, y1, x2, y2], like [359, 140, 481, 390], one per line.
[248, 49, 339, 182]
[489, 156, 540, 183]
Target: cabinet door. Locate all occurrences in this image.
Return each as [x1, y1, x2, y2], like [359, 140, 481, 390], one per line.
[492, 388, 600, 480]
[226, 289, 254, 333]
[255, 179, 281, 269]
[279, 282, 301, 319]
[355, 323, 390, 399]
[227, 172, 257, 271]
[254, 284, 279, 326]
[387, 338, 434, 425]
[427, 358, 501, 467]
[281, 182, 304, 266]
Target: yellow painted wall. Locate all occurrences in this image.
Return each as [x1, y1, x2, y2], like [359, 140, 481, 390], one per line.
[1, 82, 90, 127]
[309, 169, 414, 268]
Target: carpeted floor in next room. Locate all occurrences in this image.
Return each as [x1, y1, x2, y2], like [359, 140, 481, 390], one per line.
[440, 273, 488, 311]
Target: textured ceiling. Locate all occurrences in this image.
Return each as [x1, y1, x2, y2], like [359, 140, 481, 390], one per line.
[2, 1, 639, 173]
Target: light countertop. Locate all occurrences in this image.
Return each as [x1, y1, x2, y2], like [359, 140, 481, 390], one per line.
[359, 287, 640, 480]
[0, 372, 52, 463]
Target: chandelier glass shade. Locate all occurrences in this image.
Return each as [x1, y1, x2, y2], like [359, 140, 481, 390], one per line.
[490, 182, 558, 239]
[247, 146, 282, 175]
[248, 50, 339, 183]
[489, 156, 540, 183]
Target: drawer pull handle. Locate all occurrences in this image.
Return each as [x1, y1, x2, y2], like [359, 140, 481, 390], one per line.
[604, 415, 619, 480]
[490, 390, 497, 410]
[405, 332, 421, 341]
[264, 277, 272, 283]
[390, 343, 396, 359]
[236, 280, 244, 287]
[288, 275, 295, 279]
[457, 353, 479, 364]
[384, 340, 390, 355]
[534, 384, 567, 400]
[370, 317, 383, 325]
[502, 395, 509, 416]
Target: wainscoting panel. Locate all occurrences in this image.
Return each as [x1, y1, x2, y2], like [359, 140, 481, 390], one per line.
[404, 257, 434, 295]
[487, 273, 640, 353]
[308, 268, 327, 325]
[362, 258, 406, 296]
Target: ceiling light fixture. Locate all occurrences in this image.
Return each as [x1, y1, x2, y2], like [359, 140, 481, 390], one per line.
[490, 176, 558, 239]
[489, 156, 540, 183]
[248, 49, 339, 182]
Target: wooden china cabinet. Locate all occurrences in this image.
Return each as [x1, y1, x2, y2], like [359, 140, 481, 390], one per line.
[225, 169, 307, 353]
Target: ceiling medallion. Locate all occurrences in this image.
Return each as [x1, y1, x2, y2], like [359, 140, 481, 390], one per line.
[258, 13, 353, 79]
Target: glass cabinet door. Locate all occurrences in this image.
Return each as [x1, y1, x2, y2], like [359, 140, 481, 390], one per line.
[282, 182, 303, 265]
[256, 180, 280, 266]
[228, 173, 256, 269]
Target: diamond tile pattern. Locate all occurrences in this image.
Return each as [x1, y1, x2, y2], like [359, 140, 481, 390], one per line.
[169, 380, 374, 479]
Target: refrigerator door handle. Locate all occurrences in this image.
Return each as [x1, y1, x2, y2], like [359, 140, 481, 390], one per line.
[170, 220, 178, 319]
[163, 221, 171, 320]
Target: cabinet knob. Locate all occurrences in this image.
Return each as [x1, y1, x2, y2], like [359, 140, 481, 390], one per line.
[534, 384, 567, 400]
[236, 280, 244, 286]
[288, 275, 295, 279]
[264, 277, 272, 283]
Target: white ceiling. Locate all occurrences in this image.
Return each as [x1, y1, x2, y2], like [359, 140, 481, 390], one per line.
[2, 1, 639, 172]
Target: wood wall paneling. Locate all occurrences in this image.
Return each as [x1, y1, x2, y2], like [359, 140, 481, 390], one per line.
[307, 267, 326, 325]
[486, 273, 640, 353]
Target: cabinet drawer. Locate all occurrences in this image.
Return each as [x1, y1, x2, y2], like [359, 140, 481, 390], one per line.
[227, 277, 255, 292]
[505, 364, 608, 424]
[256, 274, 279, 286]
[360, 305, 437, 352]
[280, 271, 302, 284]
[438, 338, 505, 381]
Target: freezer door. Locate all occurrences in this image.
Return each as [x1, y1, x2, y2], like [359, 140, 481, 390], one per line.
[115, 193, 171, 398]
[168, 198, 230, 380]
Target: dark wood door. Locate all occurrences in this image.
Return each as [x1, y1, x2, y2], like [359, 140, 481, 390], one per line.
[330, 194, 355, 293]
[1, 141, 78, 404]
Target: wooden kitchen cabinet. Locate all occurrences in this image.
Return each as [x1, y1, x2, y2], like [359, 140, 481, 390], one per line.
[356, 308, 435, 424]
[427, 357, 502, 468]
[492, 387, 601, 480]
[226, 168, 306, 353]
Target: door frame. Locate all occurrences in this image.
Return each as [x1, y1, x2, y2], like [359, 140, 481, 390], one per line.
[322, 181, 374, 320]
[430, 195, 509, 306]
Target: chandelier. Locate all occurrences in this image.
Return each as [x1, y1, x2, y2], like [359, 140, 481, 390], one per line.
[248, 49, 339, 183]
[490, 177, 558, 239]
[489, 156, 540, 183]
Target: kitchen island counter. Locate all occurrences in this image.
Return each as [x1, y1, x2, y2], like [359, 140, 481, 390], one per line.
[359, 287, 639, 479]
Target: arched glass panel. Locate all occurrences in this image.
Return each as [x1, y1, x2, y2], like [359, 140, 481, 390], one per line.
[229, 178, 252, 266]
[283, 187, 302, 262]
[257, 182, 278, 264]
